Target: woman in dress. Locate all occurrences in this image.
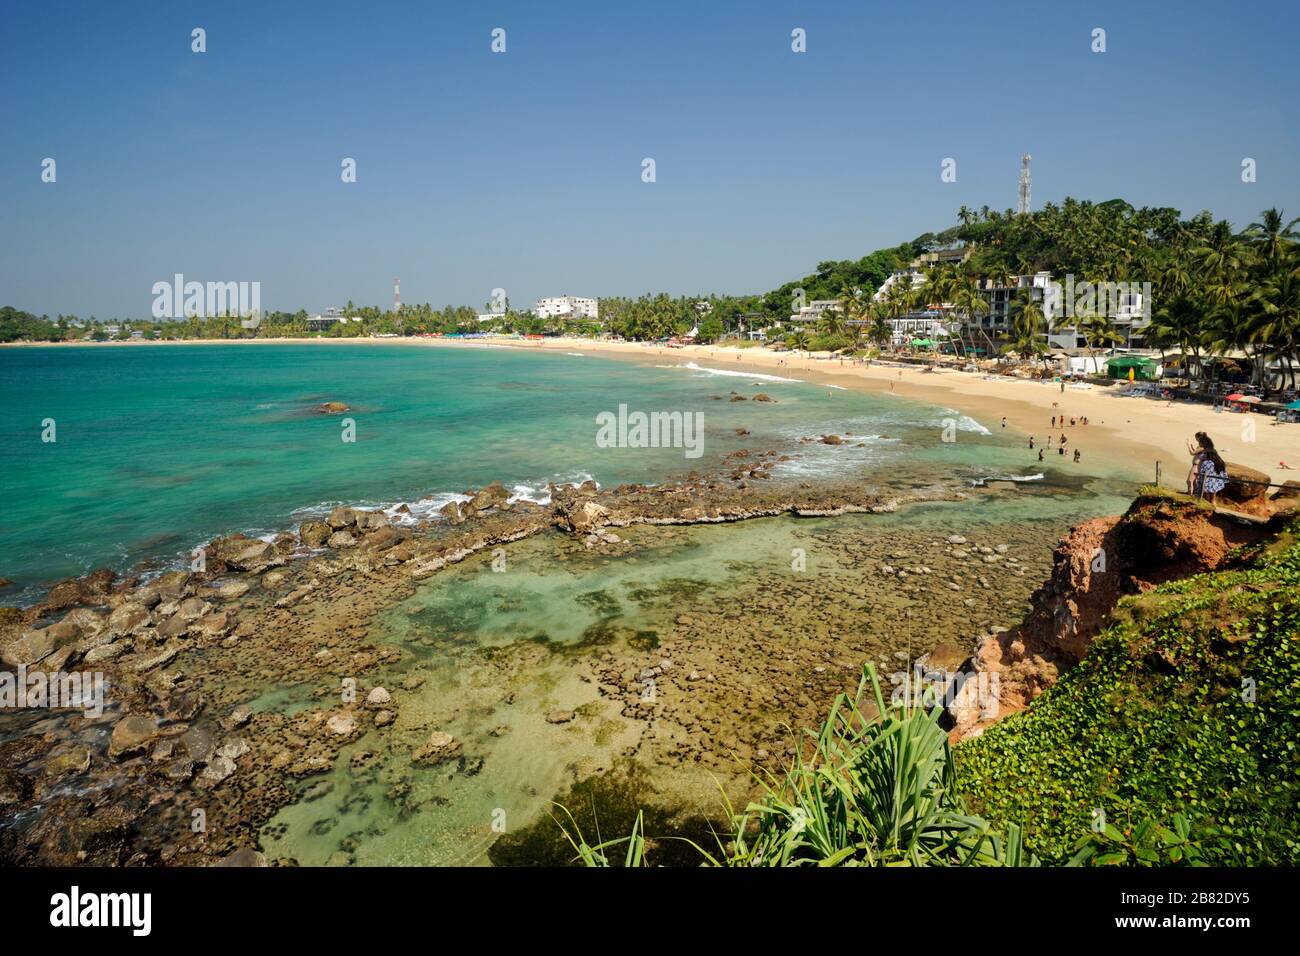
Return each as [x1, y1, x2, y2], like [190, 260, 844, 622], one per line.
[1189, 432, 1228, 502]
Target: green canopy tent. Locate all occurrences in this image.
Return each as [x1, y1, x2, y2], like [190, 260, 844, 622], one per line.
[1105, 355, 1159, 381]
[910, 338, 937, 348]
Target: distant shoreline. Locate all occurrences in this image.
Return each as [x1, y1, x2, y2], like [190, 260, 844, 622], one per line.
[4, 334, 1294, 479]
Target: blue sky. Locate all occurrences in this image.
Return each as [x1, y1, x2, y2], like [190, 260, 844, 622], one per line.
[2, 0, 1297, 318]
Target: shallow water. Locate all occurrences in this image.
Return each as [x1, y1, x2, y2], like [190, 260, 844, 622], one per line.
[259, 481, 1130, 866]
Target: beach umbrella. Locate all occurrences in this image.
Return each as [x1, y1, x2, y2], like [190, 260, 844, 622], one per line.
[1238, 395, 1262, 403]
[1225, 393, 1246, 401]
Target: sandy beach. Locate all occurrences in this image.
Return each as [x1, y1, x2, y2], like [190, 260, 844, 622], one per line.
[467, 336, 1298, 485]
[7, 335, 1295, 482]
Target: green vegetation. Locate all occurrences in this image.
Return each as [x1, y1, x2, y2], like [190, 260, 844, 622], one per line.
[562, 665, 1044, 866]
[6, 199, 1295, 389]
[957, 520, 1300, 864]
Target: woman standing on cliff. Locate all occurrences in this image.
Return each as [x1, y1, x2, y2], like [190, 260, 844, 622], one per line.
[1188, 432, 1228, 502]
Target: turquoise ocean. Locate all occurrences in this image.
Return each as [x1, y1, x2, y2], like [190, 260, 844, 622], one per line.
[0, 343, 1118, 599]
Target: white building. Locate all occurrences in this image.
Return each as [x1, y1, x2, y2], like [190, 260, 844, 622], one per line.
[873, 270, 927, 303]
[306, 307, 362, 332]
[534, 296, 598, 321]
[788, 299, 842, 326]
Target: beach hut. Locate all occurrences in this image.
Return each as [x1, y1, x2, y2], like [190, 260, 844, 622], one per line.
[1105, 355, 1159, 381]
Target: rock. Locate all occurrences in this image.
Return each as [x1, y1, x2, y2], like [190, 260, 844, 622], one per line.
[412, 730, 461, 765]
[193, 610, 231, 637]
[261, 569, 290, 589]
[327, 506, 357, 530]
[108, 716, 161, 759]
[217, 737, 250, 760]
[439, 500, 465, 525]
[221, 705, 253, 730]
[326, 712, 358, 736]
[466, 482, 510, 514]
[374, 710, 394, 727]
[208, 580, 252, 601]
[299, 520, 332, 548]
[559, 500, 609, 536]
[130, 641, 181, 672]
[215, 847, 267, 867]
[820, 434, 843, 445]
[317, 401, 349, 415]
[327, 531, 357, 549]
[156, 615, 189, 639]
[1222, 462, 1272, 508]
[752, 393, 774, 402]
[107, 602, 150, 636]
[1, 628, 67, 668]
[198, 755, 236, 788]
[545, 710, 576, 724]
[61, 607, 106, 637]
[45, 746, 92, 776]
[947, 535, 967, 545]
[83, 641, 128, 664]
[178, 726, 216, 764]
[365, 686, 392, 709]
[176, 597, 210, 621]
[358, 510, 391, 530]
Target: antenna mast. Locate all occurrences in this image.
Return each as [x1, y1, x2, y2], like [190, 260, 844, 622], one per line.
[1017, 154, 1032, 215]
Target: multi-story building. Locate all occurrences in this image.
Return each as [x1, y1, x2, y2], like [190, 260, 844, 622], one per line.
[306, 307, 361, 332]
[534, 296, 598, 321]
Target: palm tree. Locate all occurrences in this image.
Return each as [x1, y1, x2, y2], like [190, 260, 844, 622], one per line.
[1010, 290, 1048, 366]
[1079, 313, 1119, 371]
[1245, 208, 1300, 270]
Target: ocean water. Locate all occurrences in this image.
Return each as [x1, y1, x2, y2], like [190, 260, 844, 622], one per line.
[2, 343, 1097, 597]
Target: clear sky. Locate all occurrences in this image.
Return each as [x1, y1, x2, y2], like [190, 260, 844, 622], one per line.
[2, 0, 1297, 318]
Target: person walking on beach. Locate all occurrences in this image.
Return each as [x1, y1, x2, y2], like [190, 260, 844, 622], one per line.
[1038, 448, 1045, 462]
[1051, 415, 1056, 428]
[1029, 436, 1035, 449]
[1001, 416, 1007, 429]
[1073, 449, 1081, 463]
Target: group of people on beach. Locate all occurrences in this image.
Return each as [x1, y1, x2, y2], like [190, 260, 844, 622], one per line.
[1021, 409, 1086, 464]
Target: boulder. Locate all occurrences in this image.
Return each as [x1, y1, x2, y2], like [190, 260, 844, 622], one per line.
[1221, 462, 1271, 507]
[107, 602, 150, 636]
[327, 507, 357, 530]
[299, 520, 332, 548]
[365, 686, 392, 709]
[108, 716, 161, 760]
[558, 500, 609, 536]
[2, 627, 72, 668]
[439, 500, 465, 525]
[326, 712, 358, 736]
[466, 482, 510, 514]
[317, 402, 349, 415]
[327, 531, 357, 549]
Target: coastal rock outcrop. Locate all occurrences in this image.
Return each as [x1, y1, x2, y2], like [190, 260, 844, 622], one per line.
[947, 492, 1274, 740]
